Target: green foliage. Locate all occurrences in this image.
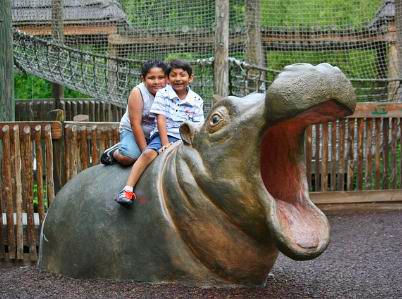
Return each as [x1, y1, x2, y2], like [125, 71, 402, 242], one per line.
[14, 73, 89, 100]
[120, 0, 214, 28]
[261, 0, 383, 28]
[267, 50, 378, 78]
[164, 52, 195, 62]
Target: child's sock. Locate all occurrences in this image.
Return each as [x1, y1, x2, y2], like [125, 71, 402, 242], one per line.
[124, 186, 133, 192]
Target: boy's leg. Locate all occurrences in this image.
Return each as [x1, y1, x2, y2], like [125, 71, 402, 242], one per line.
[116, 134, 162, 206]
[116, 149, 157, 206]
[126, 149, 158, 187]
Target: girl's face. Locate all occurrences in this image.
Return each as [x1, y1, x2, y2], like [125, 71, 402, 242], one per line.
[142, 67, 167, 95]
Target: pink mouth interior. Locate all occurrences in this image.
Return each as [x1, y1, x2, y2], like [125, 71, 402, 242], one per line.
[260, 100, 351, 258]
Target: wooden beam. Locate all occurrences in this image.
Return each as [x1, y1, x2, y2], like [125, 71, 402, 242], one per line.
[388, 40, 399, 100]
[107, 27, 395, 52]
[245, 0, 265, 66]
[0, 0, 14, 121]
[214, 0, 229, 97]
[64, 121, 118, 128]
[311, 190, 402, 205]
[349, 102, 402, 118]
[51, 0, 64, 104]
[318, 202, 402, 214]
[16, 24, 118, 36]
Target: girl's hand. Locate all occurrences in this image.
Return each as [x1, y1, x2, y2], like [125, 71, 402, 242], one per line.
[159, 143, 171, 153]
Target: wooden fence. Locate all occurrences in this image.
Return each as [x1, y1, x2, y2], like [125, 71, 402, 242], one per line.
[0, 122, 61, 261]
[15, 99, 125, 122]
[1, 102, 402, 262]
[307, 103, 402, 192]
[0, 120, 119, 262]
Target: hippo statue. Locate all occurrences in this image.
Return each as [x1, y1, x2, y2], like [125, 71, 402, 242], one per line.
[39, 63, 356, 286]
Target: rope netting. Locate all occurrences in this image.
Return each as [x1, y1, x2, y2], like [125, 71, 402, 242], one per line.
[11, 0, 402, 104]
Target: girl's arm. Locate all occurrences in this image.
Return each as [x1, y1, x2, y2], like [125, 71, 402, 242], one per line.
[128, 88, 147, 152]
[156, 114, 170, 147]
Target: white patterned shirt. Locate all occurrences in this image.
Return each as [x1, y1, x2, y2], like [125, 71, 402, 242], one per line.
[150, 85, 204, 139]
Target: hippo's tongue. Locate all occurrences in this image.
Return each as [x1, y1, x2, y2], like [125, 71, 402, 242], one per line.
[260, 100, 350, 260]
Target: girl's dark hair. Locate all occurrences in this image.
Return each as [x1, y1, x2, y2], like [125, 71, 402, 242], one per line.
[141, 60, 168, 77]
[168, 60, 193, 76]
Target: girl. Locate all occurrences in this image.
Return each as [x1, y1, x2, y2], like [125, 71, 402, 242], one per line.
[101, 60, 168, 165]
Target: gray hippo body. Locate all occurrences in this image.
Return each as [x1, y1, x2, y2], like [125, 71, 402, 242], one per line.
[39, 63, 356, 286]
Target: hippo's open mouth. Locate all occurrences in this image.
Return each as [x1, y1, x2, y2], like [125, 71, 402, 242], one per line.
[260, 100, 353, 260]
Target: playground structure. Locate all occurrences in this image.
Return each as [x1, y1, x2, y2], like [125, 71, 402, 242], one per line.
[1, 0, 402, 264]
[8, 0, 402, 106]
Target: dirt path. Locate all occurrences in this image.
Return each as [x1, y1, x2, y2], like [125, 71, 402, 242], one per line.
[1, 210, 401, 298]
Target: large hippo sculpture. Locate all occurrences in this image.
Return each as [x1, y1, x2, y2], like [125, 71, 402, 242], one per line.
[39, 63, 356, 286]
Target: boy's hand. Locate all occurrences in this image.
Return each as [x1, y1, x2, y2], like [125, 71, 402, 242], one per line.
[159, 143, 171, 153]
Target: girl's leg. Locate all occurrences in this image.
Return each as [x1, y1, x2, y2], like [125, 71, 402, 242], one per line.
[115, 129, 142, 165]
[113, 150, 135, 166]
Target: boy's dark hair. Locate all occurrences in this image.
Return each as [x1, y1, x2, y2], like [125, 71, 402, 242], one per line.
[168, 60, 193, 76]
[141, 60, 168, 78]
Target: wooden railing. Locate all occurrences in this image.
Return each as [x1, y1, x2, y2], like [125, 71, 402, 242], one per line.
[15, 99, 125, 122]
[0, 122, 61, 261]
[306, 103, 402, 192]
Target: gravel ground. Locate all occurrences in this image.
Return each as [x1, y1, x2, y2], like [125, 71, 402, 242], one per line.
[1, 210, 401, 299]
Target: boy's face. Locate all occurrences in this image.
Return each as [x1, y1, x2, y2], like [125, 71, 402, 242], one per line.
[168, 68, 193, 94]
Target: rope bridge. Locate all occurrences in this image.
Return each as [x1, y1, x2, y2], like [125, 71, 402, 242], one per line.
[13, 30, 143, 108]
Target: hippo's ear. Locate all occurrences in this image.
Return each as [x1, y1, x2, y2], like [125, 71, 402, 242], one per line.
[179, 123, 195, 145]
[213, 94, 224, 104]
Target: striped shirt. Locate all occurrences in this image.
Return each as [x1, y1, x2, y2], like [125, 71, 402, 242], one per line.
[150, 85, 204, 139]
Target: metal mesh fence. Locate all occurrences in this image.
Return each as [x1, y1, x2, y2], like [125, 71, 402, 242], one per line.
[10, 0, 402, 104]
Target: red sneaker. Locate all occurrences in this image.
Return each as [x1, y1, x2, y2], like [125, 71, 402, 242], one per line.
[115, 189, 136, 207]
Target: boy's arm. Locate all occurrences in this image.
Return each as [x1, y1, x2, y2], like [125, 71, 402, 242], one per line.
[156, 114, 170, 147]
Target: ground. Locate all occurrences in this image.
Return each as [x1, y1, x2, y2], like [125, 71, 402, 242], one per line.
[1, 210, 401, 298]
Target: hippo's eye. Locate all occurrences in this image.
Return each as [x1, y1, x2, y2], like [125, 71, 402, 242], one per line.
[211, 114, 222, 125]
[208, 107, 228, 133]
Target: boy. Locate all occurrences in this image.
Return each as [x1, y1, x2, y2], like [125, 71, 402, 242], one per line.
[116, 60, 204, 206]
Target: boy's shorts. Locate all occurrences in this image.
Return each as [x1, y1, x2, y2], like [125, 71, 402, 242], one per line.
[118, 128, 145, 159]
[147, 133, 179, 153]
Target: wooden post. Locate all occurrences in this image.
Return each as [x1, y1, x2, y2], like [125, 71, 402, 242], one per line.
[0, 0, 14, 121]
[12, 125, 24, 260]
[45, 125, 55, 207]
[214, 0, 229, 99]
[392, 1, 402, 101]
[245, 0, 265, 92]
[107, 46, 119, 101]
[2, 126, 15, 259]
[22, 126, 37, 261]
[388, 40, 399, 100]
[48, 109, 64, 193]
[51, 0, 64, 107]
